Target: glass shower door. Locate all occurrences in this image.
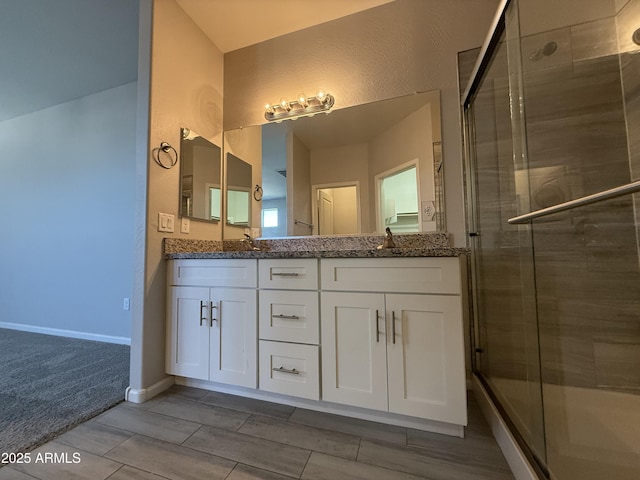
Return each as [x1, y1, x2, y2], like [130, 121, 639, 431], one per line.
[466, 0, 547, 468]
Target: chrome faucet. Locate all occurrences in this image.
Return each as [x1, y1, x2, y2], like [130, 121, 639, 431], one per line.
[377, 227, 396, 249]
[243, 233, 261, 251]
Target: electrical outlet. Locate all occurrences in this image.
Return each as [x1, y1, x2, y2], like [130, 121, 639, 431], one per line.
[181, 217, 190, 234]
[123, 298, 130, 311]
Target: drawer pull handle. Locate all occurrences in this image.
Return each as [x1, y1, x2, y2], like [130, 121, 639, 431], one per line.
[210, 302, 217, 326]
[392, 311, 396, 344]
[272, 272, 300, 277]
[273, 314, 300, 320]
[199, 301, 207, 326]
[272, 366, 300, 375]
[375, 309, 380, 343]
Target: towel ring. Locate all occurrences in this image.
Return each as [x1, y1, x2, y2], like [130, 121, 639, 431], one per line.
[152, 142, 178, 169]
[254, 184, 263, 201]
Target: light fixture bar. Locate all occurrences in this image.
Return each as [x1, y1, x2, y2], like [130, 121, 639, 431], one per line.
[265, 92, 334, 122]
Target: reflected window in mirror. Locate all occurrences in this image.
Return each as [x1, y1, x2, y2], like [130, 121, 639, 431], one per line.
[376, 162, 420, 233]
[179, 128, 222, 222]
[209, 187, 221, 221]
[226, 153, 252, 227]
[262, 208, 279, 228]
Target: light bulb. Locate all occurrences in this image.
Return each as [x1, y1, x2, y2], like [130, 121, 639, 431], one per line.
[297, 93, 308, 108]
[265, 103, 274, 115]
[316, 89, 327, 103]
[279, 98, 291, 111]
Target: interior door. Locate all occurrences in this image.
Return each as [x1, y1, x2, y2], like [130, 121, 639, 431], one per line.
[317, 189, 334, 234]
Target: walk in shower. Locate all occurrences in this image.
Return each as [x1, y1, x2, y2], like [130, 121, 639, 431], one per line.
[462, 0, 640, 479]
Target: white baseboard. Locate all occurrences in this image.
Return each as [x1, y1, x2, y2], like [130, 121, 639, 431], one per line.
[472, 375, 540, 480]
[126, 376, 175, 403]
[176, 377, 465, 437]
[0, 321, 131, 345]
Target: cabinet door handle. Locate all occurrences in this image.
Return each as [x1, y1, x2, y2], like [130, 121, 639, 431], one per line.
[272, 272, 300, 277]
[210, 301, 217, 326]
[375, 309, 380, 343]
[272, 314, 300, 320]
[392, 311, 396, 344]
[199, 301, 207, 326]
[272, 366, 299, 375]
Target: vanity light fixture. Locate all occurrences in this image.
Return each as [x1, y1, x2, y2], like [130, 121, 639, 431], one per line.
[265, 90, 334, 122]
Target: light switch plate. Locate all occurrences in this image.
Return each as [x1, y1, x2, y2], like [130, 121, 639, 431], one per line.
[158, 213, 174, 232]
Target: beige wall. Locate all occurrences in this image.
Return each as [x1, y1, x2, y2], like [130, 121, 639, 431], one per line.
[224, 0, 501, 246]
[288, 133, 313, 236]
[138, 0, 224, 388]
[330, 187, 359, 234]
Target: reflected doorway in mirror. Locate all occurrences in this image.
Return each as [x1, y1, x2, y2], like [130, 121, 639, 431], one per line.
[311, 182, 361, 235]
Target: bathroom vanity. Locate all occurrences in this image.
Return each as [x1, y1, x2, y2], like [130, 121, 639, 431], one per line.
[164, 235, 468, 436]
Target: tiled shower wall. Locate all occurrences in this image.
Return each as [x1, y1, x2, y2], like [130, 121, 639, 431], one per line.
[525, 4, 640, 394]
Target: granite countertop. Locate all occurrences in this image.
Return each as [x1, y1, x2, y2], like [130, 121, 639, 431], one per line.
[165, 247, 467, 260]
[163, 234, 468, 260]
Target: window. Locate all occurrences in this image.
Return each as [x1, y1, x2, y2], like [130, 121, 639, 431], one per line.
[262, 208, 278, 228]
[375, 162, 420, 233]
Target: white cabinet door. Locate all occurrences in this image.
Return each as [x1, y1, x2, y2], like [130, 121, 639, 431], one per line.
[321, 292, 388, 411]
[209, 287, 257, 388]
[386, 294, 466, 425]
[166, 286, 210, 380]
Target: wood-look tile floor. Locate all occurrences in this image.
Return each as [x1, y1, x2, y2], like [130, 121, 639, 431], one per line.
[0, 386, 515, 480]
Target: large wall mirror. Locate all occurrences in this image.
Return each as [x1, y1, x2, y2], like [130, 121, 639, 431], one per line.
[179, 128, 222, 222]
[222, 89, 444, 239]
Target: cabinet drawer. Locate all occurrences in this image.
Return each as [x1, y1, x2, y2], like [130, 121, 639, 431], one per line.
[320, 257, 461, 294]
[259, 259, 318, 290]
[259, 341, 319, 400]
[259, 290, 319, 344]
[169, 259, 257, 288]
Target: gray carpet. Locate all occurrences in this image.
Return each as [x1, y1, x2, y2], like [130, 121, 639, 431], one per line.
[0, 328, 129, 453]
